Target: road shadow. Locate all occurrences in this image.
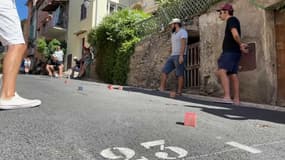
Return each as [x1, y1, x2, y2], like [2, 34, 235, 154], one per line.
[186, 104, 285, 124]
[124, 87, 285, 125]
[124, 87, 238, 107]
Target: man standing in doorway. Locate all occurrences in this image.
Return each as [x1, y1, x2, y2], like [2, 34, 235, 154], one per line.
[216, 3, 248, 105]
[159, 18, 188, 96]
[0, 0, 41, 109]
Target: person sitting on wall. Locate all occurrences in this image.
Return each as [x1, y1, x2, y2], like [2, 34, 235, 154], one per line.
[70, 56, 81, 78]
[46, 46, 64, 78]
[78, 48, 93, 78]
[24, 56, 31, 74]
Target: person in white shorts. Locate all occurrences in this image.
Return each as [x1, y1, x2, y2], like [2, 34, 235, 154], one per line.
[0, 0, 41, 109]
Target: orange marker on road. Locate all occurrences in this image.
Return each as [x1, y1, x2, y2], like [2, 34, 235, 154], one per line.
[108, 85, 123, 90]
[184, 112, 197, 127]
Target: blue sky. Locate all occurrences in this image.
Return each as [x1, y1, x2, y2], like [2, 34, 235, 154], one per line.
[16, 0, 28, 20]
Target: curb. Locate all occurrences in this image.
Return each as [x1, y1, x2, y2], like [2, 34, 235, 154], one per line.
[181, 93, 285, 112]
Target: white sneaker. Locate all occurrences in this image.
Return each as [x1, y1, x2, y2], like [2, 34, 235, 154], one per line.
[0, 93, 41, 110]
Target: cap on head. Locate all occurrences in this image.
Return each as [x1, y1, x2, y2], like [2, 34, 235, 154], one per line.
[73, 56, 78, 60]
[169, 18, 181, 25]
[217, 3, 233, 12]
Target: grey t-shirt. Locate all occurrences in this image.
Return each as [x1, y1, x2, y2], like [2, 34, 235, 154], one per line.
[171, 28, 188, 56]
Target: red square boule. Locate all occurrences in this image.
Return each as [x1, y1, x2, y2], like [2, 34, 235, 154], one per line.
[184, 112, 197, 127]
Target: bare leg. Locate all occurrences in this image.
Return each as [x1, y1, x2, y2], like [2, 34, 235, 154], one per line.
[51, 67, 55, 76]
[229, 74, 240, 104]
[58, 65, 64, 78]
[1, 44, 26, 99]
[177, 76, 184, 95]
[46, 65, 52, 76]
[79, 65, 86, 78]
[71, 68, 75, 78]
[25, 67, 29, 74]
[216, 69, 231, 99]
[159, 73, 167, 91]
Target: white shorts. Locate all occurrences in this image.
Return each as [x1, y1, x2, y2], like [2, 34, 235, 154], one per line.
[0, 0, 25, 46]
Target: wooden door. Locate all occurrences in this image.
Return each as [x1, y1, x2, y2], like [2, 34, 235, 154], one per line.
[276, 11, 285, 105]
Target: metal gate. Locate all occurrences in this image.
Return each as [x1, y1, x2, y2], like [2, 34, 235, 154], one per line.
[184, 42, 200, 89]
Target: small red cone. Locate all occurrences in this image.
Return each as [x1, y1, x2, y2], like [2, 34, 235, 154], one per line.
[184, 112, 197, 127]
[64, 80, 68, 84]
[108, 85, 113, 90]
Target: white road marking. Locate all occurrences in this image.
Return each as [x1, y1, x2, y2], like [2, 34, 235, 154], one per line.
[224, 114, 245, 119]
[100, 147, 135, 159]
[189, 103, 231, 110]
[100, 139, 284, 160]
[216, 136, 222, 140]
[141, 140, 188, 159]
[226, 141, 262, 154]
[141, 140, 165, 150]
[185, 139, 285, 159]
[136, 156, 148, 160]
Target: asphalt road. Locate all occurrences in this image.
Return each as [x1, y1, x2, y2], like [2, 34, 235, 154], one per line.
[0, 75, 284, 160]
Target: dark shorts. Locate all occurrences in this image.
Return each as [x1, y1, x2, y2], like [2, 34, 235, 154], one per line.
[48, 61, 63, 70]
[218, 52, 241, 75]
[55, 61, 63, 65]
[49, 61, 63, 66]
[162, 55, 186, 77]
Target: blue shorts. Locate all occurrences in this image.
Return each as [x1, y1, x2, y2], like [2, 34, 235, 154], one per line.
[162, 55, 186, 77]
[218, 52, 241, 75]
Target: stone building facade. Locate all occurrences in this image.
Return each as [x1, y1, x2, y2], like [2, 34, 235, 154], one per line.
[128, 0, 285, 105]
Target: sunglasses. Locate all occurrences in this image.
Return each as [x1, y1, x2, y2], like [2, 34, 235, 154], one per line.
[219, 9, 229, 15]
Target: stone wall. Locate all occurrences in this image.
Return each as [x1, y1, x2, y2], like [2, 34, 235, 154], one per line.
[128, 0, 279, 104]
[199, 0, 277, 104]
[127, 32, 178, 90]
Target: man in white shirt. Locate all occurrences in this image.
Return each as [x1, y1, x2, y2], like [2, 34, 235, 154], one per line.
[0, 0, 41, 109]
[46, 46, 64, 77]
[159, 18, 188, 96]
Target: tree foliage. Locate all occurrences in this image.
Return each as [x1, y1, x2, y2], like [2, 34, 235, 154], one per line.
[36, 38, 64, 60]
[88, 9, 150, 85]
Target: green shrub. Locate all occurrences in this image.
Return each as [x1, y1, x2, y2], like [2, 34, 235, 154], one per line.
[88, 9, 150, 85]
[36, 38, 48, 59]
[48, 39, 61, 54]
[36, 38, 64, 60]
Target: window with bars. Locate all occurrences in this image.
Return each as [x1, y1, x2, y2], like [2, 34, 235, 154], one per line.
[80, 4, 87, 20]
[184, 42, 201, 89]
[107, 1, 119, 14]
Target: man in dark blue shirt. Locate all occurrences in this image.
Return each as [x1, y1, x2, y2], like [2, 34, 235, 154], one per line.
[216, 3, 248, 105]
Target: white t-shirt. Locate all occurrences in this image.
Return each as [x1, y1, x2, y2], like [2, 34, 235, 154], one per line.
[171, 28, 188, 56]
[53, 50, 64, 62]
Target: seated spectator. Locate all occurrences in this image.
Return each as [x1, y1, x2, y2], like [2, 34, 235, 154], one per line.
[71, 56, 81, 78]
[78, 48, 93, 78]
[46, 46, 64, 77]
[24, 57, 31, 74]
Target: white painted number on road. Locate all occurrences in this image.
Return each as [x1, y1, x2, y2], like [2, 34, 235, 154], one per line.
[141, 140, 188, 159]
[100, 140, 188, 160]
[136, 156, 148, 160]
[100, 147, 135, 160]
